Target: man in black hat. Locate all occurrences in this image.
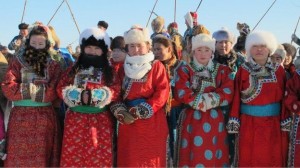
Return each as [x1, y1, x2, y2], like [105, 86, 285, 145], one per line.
[97, 20, 108, 32]
[8, 23, 29, 53]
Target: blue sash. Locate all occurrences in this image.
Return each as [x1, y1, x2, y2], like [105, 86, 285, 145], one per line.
[125, 99, 146, 107]
[241, 103, 280, 117]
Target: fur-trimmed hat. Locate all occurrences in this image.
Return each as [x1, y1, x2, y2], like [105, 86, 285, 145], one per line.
[167, 22, 178, 35]
[18, 23, 29, 30]
[273, 44, 286, 60]
[212, 28, 236, 44]
[245, 30, 278, 57]
[192, 34, 215, 52]
[184, 12, 198, 28]
[124, 25, 151, 44]
[151, 16, 165, 33]
[79, 27, 111, 49]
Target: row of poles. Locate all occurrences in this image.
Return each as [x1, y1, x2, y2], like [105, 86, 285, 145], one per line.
[20, 0, 299, 44]
[21, 0, 81, 35]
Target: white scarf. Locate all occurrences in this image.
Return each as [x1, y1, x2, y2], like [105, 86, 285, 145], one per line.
[124, 52, 155, 79]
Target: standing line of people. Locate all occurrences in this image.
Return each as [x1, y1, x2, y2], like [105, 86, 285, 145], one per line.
[1, 14, 300, 167]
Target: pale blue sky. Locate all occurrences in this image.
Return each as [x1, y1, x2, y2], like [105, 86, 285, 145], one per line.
[0, 0, 299, 49]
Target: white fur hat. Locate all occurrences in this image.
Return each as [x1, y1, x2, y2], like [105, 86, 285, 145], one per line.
[192, 34, 216, 52]
[245, 30, 277, 57]
[273, 44, 286, 59]
[212, 28, 236, 45]
[124, 25, 151, 44]
[79, 27, 111, 47]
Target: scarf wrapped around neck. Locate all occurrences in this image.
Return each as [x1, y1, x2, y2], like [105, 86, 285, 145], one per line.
[162, 54, 177, 114]
[124, 52, 155, 79]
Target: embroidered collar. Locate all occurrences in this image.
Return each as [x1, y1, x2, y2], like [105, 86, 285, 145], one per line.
[191, 59, 214, 72]
[248, 57, 275, 71]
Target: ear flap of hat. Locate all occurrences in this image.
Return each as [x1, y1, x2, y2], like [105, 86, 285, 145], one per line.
[184, 12, 193, 28]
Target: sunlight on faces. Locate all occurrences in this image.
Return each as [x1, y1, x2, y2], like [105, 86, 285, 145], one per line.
[250, 44, 269, 63]
[111, 48, 126, 62]
[215, 40, 232, 55]
[153, 43, 171, 61]
[193, 46, 213, 66]
[283, 54, 293, 66]
[20, 29, 29, 37]
[127, 42, 150, 56]
[29, 35, 47, 49]
[84, 45, 103, 56]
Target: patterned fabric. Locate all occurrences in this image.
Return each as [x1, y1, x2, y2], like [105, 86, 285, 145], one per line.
[284, 72, 300, 167]
[174, 62, 234, 167]
[240, 59, 279, 103]
[57, 65, 121, 167]
[4, 107, 61, 167]
[229, 60, 288, 167]
[114, 60, 169, 167]
[212, 50, 245, 167]
[1, 56, 62, 167]
[60, 111, 114, 167]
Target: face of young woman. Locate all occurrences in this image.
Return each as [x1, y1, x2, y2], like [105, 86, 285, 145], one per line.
[283, 54, 293, 66]
[29, 35, 47, 49]
[111, 48, 126, 62]
[153, 43, 171, 61]
[127, 42, 149, 56]
[84, 45, 103, 56]
[270, 54, 283, 65]
[250, 44, 269, 63]
[215, 40, 232, 55]
[193, 46, 213, 65]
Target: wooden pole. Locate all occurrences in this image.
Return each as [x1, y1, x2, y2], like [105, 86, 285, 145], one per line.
[195, 0, 203, 12]
[21, 0, 27, 23]
[47, 0, 65, 26]
[65, 0, 81, 35]
[174, 0, 176, 22]
[146, 0, 159, 27]
[291, 16, 300, 44]
[252, 0, 277, 31]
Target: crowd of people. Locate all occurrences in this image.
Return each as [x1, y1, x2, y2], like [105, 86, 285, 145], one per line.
[0, 11, 300, 167]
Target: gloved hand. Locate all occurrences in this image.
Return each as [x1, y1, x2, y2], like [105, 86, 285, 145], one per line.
[114, 110, 135, 124]
[226, 119, 240, 134]
[129, 104, 151, 119]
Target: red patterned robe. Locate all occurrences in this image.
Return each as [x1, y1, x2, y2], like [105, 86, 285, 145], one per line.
[114, 60, 169, 167]
[228, 60, 289, 167]
[57, 66, 121, 167]
[1, 55, 61, 167]
[284, 69, 300, 167]
[174, 60, 234, 167]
